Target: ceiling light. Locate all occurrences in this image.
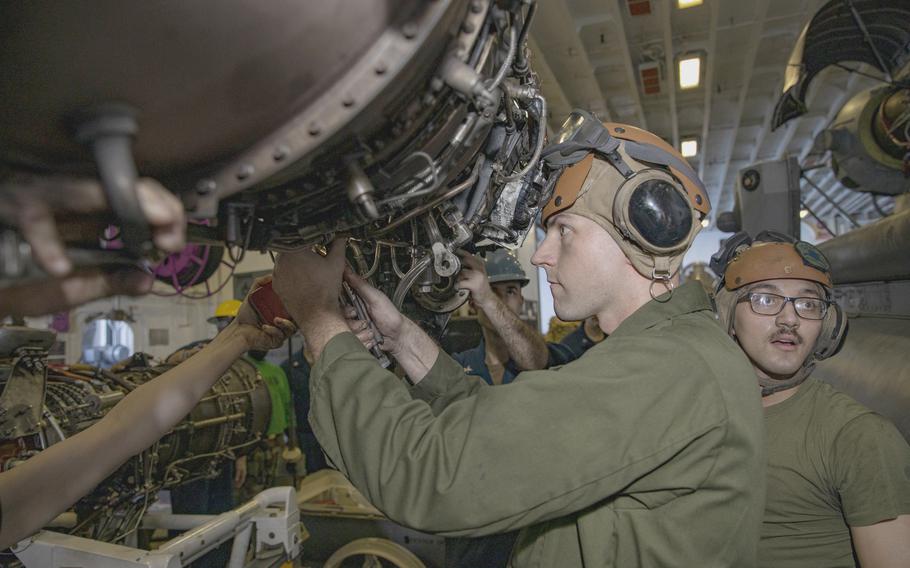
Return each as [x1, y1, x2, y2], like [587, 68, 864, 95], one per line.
[800, 209, 809, 219]
[681, 138, 698, 157]
[678, 55, 701, 89]
[678, 0, 704, 8]
[701, 218, 710, 228]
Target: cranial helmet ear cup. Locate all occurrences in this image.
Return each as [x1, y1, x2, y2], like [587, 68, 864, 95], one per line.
[709, 231, 753, 290]
[611, 168, 697, 255]
[816, 302, 848, 360]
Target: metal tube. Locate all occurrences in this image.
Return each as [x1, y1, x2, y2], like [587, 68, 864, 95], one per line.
[228, 523, 253, 568]
[817, 208, 910, 283]
[375, 157, 483, 235]
[140, 513, 216, 531]
[190, 412, 244, 429]
[155, 500, 259, 562]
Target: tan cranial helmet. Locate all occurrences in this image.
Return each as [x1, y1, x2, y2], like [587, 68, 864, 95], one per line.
[710, 231, 848, 395]
[540, 112, 710, 281]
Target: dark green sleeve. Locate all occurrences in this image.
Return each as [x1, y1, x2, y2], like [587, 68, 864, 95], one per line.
[832, 413, 910, 526]
[309, 332, 727, 536]
[407, 350, 487, 414]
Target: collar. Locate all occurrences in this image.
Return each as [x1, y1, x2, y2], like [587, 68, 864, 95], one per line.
[609, 282, 713, 339]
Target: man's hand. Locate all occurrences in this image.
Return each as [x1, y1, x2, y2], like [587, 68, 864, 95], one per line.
[224, 276, 296, 352]
[342, 266, 409, 355]
[0, 174, 187, 318]
[233, 456, 248, 489]
[0, 174, 185, 276]
[272, 241, 349, 358]
[343, 265, 440, 383]
[456, 252, 495, 308]
[0, 268, 156, 318]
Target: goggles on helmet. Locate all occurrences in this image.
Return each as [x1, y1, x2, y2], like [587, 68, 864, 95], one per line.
[541, 110, 710, 254]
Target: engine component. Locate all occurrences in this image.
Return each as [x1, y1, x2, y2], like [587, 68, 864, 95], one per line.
[772, 0, 910, 129]
[817, 208, 910, 284]
[821, 86, 910, 195]
[0, 327, 271, 544]
[0, 1, 553, 322]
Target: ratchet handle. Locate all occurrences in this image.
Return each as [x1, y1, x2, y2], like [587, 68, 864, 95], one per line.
[342, 281, 391, 368]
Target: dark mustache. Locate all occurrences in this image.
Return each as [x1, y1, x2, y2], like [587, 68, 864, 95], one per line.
[770, 327, 803, 345]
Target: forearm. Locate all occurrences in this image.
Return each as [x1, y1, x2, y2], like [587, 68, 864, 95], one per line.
[391, 319, 440, 384]
[103, 325, 249, 443]
[478, 297, 548, 370]
[0, 326, 249, 548]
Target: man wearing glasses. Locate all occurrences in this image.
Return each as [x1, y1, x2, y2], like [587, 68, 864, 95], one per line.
[711, 232, 910, 568]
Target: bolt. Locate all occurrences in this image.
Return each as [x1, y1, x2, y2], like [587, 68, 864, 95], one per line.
[470, 0, 483, 13]
[273, 145, 290, 162]
[375, 62, 388, 75]
[402, 22, 418, 39]
[236, 164, 255, 181]
[196, 179, 216, 195]
[462, 21, 475, 34]
[308, 122, 322, 136]
[342, 95, 355, 108]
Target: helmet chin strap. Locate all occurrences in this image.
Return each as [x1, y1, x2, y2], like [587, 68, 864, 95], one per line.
[759, 363, 814, 397]
[754, 323, 817, 397]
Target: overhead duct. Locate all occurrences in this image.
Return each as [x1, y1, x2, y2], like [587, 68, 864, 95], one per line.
[817, 208, 910, 284]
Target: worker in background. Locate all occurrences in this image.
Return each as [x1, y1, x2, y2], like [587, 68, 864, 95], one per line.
[271, 112, 765, 567]
[281, 341, 329, 474]
[237, 347, 295, 501]
[165, 298, 249, 568]
[711, 232, 910, 568]
[453, 250, 598, 386]
[0, 277, 294, 549]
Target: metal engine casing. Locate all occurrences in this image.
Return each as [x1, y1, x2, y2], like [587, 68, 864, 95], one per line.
[0, 1, 552, 322]
[822, 87, 910, 196]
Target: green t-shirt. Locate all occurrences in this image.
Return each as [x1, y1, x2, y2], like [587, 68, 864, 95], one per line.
[760, 377, 910, 568]
[248, 357, 293, 437]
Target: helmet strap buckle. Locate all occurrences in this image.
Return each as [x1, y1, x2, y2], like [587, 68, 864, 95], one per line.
[649, 258, 674, 302]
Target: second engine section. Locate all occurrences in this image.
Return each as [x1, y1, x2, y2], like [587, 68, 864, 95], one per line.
[0, 327, 271, 543]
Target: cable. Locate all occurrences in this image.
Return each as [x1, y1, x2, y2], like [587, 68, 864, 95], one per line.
[503, 94, 547, 182]
[486, 24, 517, 93]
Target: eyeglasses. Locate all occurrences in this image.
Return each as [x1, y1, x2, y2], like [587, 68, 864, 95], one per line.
[740, 292, 830, 320]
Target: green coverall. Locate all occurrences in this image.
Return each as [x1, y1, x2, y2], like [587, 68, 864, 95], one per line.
[308, 283, 766, 567]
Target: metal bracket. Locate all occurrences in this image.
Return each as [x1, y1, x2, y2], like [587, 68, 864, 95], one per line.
[72, 104, 153, 257]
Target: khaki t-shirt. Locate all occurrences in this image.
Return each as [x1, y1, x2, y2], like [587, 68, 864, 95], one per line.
[760, 378, 910, 568]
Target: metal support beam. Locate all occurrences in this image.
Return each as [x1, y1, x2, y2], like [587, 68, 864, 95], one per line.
[661, 0, 679, 148]
[714, 0, 772, 212]
[699, 0, 720, 182]
[530, 0, 612, 121]
[604, 0, 647, 128]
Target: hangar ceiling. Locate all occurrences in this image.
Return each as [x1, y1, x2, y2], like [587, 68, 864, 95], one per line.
[529, 0, 895, 235]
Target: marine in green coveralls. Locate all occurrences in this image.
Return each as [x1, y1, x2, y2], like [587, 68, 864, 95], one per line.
[712, 232, 910, 568]
[272, 112, 766, 567]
